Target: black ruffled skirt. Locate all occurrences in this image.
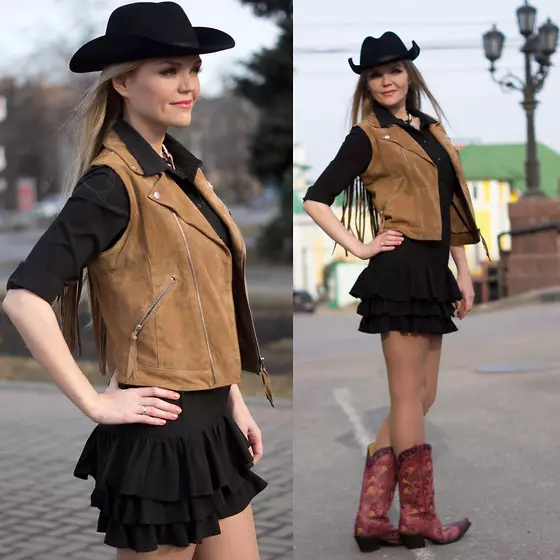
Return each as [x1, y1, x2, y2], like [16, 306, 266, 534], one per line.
[349, 235, 463, 335]
[73, 384, 267, 552]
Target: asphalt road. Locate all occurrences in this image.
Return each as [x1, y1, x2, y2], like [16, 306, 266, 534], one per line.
[294, 302, 560, 560]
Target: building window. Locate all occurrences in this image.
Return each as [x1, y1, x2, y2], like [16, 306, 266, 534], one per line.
[472, 183, 479, 201]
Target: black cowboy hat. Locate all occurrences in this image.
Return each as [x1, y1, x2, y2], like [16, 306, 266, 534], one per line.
[69, 1, 235, 73]
[348, 31, 420, 74]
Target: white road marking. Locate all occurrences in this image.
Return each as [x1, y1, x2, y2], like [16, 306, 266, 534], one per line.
[412, 549, 436, 560]
[333, 387, 373, 450]
[333, 387, 437, 560]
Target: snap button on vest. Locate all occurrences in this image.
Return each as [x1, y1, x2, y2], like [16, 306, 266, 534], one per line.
[154, 191, 161, 199]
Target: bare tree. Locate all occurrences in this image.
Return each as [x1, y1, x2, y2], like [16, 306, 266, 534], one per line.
[0, 0, 260, 209]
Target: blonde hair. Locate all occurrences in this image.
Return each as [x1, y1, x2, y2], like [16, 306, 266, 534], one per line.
[341, 59, 447, 243]
[60, 61, 141, 199]
[56, 61, 141, 372]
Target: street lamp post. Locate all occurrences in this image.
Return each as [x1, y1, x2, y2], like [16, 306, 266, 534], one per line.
[483, 1, 559, 197]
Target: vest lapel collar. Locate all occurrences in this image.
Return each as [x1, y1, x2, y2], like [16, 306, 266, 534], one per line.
[379, 125, 435, 167]
[147, 173, 228, 251]
[192, 169, 246, 260]
[103, 125, 245, 258]
[145, 170, 245, 259]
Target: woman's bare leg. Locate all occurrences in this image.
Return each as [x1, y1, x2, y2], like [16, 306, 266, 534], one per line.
[117, 544, 196, 560]
[382, 331, 430, 456]
[423, 334, 442, 411]
[372, 332, 443, 450]
[192, 504, 259, 560]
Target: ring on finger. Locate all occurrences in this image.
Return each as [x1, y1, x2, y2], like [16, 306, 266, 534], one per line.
[142, 405, 147, 415]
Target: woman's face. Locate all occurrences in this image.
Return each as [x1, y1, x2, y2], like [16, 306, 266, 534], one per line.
[112, 55, 202, 130]
[365, 61, 409, 110]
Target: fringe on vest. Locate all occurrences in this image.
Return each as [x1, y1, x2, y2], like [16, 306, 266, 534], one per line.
[335, 176, 378, 255]
[56, 269, 108, 377]
[87, 273, 108, 377]
[58, 274, 83, 357]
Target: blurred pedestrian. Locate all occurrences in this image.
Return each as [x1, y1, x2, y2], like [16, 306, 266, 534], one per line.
[2, 2, 273, 558]
[303, 31, 490, 552]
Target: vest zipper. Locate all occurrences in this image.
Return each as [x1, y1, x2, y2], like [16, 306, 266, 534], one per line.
[132, 276, 177, 339]
[126, 276, 177, 381]
[172, 212, 217, 386]
[240, 253, 274, 407]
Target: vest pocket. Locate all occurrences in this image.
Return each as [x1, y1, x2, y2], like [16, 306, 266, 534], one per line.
[126, 276, 177, 381]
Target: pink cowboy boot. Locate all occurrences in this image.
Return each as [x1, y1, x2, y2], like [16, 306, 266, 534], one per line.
[354, 445, 402, 552]
[397, 443, 472, 549]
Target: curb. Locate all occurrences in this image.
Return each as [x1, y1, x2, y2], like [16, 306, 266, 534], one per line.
[469, 286, 560, 315]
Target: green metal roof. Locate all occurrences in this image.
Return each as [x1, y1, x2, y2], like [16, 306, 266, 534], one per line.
[459, 143, 560, 198]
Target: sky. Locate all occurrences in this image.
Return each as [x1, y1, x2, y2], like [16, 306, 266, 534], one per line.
[294, 0, 560, 180]
[0, 0, 278, 95]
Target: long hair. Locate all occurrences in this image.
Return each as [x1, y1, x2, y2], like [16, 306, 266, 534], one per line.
[55, 61, 141, 374]
[341, 60, 447, 244]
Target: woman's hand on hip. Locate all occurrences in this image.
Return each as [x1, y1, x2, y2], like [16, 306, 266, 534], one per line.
[455, 270, 475, 319]
[354, 230, 404, 259]
[231, 401, 264, 465]
[88, 371, 183, 425]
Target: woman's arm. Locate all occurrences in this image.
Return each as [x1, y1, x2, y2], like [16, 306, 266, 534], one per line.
[228, 383, 263, 464]
[2, 167, 182, 424]
[450, 245, 469, 276]
[2, 289, 181, 423]
[450, 245, 475, 318]
[302, 127, 403, 259]
[2, 289, 102, 417]
[302, 200, 369, 257]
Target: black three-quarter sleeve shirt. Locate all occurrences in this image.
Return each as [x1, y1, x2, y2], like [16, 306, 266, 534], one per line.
[302, 105, 446, 207]
[6, 119, 232, 305]
[302, 127, 372, 207]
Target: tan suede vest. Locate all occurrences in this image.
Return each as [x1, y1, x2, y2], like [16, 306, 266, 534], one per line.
[357, 112, 490, 258]
[86, 129, 273, 405]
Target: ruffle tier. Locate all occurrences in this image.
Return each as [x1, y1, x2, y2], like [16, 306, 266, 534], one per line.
[74, 412, 267, 552]
[350, 259, 463, 335]
[350, 260, 462, 303]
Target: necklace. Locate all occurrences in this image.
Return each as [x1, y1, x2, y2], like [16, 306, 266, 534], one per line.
[161, 143, 175, 170]
[161, 143, 204, 209]
[401, 112, 413, 124]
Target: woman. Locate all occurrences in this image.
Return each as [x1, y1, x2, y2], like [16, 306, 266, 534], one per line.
[2, 2, 273, 559]
[303, 32, 490, 552]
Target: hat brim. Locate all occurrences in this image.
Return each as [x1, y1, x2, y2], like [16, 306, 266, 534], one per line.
[69, 28, 235, 73]
[348, 41, 420, 75]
